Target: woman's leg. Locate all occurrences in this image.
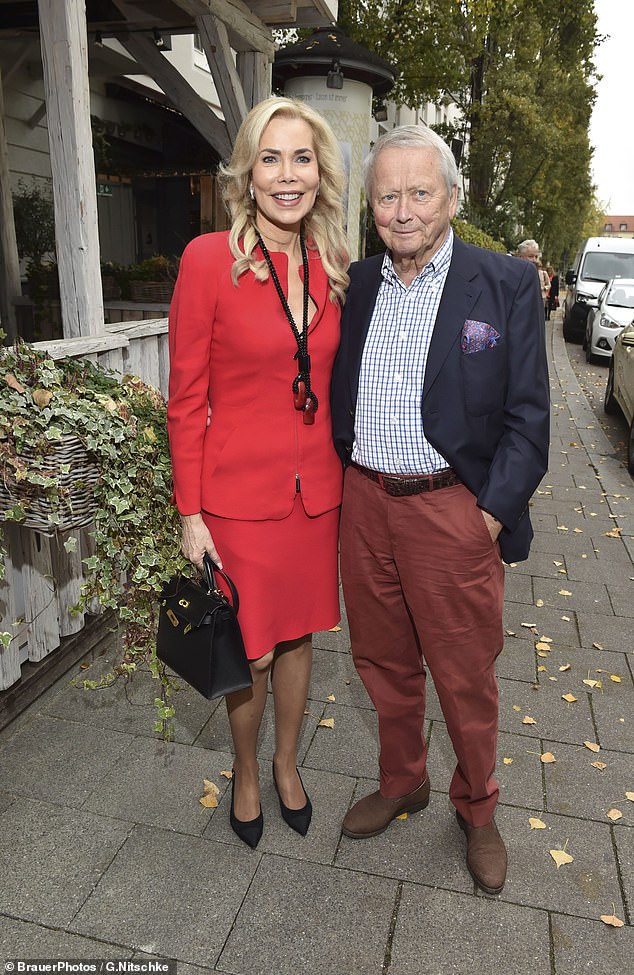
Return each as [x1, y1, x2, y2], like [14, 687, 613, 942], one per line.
[271, 634, 313, 808]
[226, 650, 273, 821]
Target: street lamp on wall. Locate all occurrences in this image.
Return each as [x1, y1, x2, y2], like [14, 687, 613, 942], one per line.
[326, 60, 344, 89]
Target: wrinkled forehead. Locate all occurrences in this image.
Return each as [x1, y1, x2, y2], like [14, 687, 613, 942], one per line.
[372, 146, 445, 192]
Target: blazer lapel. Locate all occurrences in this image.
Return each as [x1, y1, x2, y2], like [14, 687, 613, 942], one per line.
[423, 238, 481, 398]
[347, 255, 384, 398]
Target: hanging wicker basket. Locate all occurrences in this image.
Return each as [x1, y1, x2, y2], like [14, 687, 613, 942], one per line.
[0, 435, 99, 536]
[129, 280, 174, 303]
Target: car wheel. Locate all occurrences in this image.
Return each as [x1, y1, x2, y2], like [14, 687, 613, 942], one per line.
[628, 419, 634, 477]
[604, 362, 619, 415]
[585, 340, 597, 364]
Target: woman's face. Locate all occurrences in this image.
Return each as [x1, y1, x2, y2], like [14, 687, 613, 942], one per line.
[251, 116, 320, 237]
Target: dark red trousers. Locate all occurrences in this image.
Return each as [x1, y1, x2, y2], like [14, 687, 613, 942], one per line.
[340, 465, 505, 827]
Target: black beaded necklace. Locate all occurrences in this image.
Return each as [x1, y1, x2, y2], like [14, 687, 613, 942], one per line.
[255, 228, 318, 424]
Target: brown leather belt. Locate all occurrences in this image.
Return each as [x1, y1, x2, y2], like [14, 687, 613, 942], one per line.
[351, 462, 461, 497]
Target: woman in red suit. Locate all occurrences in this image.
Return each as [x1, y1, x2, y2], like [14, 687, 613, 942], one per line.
[167, 97, 349, 848]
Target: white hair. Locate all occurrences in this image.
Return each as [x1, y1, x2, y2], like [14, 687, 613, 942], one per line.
[363, 125, 459, 199]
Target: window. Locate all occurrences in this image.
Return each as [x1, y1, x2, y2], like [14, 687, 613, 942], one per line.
[604, 223, 613, 232]
[620, 223, 628, 231]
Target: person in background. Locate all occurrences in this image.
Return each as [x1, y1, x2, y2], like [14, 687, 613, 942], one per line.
[331, 126, 550, 895]
[546, 266, 559, 320]
[168, 97, 349, 849]
[517, 239, 549, 317]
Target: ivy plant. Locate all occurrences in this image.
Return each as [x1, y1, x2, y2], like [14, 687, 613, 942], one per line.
[0, 335, 187, 737]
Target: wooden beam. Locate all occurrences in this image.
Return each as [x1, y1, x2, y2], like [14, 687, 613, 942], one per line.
[236, 51, 271, 110]
[249, 0, 297, 25]
[0, 69, 22, 341]
[174, 0, 275, 56]
[38, 0, 105, 338]
[195, 14, 247, 143]
[115, 31, 232, 159]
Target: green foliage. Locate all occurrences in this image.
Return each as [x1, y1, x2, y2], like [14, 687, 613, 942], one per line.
[0, 341, 186, 738]
[337, 0, 600, 267]
[12, 183, 56, 270]
[451, 218, 506, 253]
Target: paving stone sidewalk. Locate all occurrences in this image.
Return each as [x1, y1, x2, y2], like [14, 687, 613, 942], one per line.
[1, 315, 633, 974]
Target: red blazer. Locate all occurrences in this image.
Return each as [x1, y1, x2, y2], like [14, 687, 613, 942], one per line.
[168, 231, 343, 519]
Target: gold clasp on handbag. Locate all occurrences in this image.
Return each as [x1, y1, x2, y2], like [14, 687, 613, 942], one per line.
[183, 623, 192, 634]
[166, 608, 179, 627]
[179, 598, 190, 608]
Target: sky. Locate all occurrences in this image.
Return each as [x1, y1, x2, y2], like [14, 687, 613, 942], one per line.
[589, 0, 634, 215]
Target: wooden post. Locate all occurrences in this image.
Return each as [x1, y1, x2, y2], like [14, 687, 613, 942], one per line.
[38, 0, 104, 338]
[195, 14, 248, 143]
[237, 51, 271, 110]
[21, 528, 61, 662]
[0, 526, 24, 689]
[0, 69, 22, 341]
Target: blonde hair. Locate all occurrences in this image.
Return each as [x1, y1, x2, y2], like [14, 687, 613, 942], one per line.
[218, 96, 350, 304]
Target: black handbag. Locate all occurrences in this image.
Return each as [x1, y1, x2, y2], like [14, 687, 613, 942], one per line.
[156, 554, 253, 699]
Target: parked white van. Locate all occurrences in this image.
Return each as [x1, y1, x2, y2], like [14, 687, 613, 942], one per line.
[563, 237, 634, 342]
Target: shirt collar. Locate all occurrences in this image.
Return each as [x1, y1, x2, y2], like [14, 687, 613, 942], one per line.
[381, 228, 454, 287]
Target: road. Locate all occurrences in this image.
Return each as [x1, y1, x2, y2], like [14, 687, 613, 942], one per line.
[559, 318, 630, 471]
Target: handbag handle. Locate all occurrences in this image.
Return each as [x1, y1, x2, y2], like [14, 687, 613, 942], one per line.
[202, 553, 240, 614]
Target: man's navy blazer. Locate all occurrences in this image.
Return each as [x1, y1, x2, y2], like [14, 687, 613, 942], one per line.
[331, 235, 550, 563]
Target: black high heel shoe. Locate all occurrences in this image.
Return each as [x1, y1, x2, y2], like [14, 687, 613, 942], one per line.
[229, 770, 263, 849]
[273, 764, 312, 836]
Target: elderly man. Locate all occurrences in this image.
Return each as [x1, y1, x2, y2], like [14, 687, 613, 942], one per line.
[518, 238, 550, 314]
[331, 126, 550, 895]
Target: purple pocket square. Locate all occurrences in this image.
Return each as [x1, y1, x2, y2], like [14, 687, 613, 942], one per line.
[461, 320, 501, 354]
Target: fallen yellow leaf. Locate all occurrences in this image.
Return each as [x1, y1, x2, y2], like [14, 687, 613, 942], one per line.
[535, 642, 551, 652]
[607, 808, 622, 822]
[550, 849, 574, 868]
[319, 717, 335, 729]
[199, 778, 220, 808]
[599, 913, 625, 928]
[503, 757, 513, 765]
[536, 651, 549, 658]
[610, 675, 622, 683]
[604, 529, 622, 538]
[521, 622, 537, 628]
[522, 716, 537, 725]
[535, 598, 545, 607]
[583, 741, 600, 753]
[541, 752, 556, 764]
[537, 665, 548, 673]
[529, 817, 547, 829]
[591, 761, 608, 770]
[562, 693, 577, 703]
[583, 679, 600, 689]
[395, 812, 408, 820]
[557, 525, 569, 531]
[625, 792, 634, 802]
[329, 625, 342, 632]
[220, 769, 233, 779]
[559, 664, 571, 672]
[592, 642, 604, 650]
[327, 694, 336, 702]
[553, 561, 563, 567]
[561, 615, 571, 621]
[558, 590, 572, 597]
[512, 705, 521, 711]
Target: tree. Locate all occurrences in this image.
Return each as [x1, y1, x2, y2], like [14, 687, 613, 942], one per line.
[337, 0, 600, 264]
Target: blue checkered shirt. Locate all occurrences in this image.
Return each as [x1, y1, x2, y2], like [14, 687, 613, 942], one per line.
[351, 230, 453, 474]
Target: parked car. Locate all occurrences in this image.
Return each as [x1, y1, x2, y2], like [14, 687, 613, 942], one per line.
[604, 323, 634, 474]
[584, 278, 634, 363]
[563, 237, 634, 342]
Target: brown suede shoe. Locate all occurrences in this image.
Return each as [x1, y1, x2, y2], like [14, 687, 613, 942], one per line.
[342, 778, 431, 839]
[456, 811, 507, 895]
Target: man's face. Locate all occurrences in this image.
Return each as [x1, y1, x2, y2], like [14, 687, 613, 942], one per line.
[520, 245, 540, 265]
[371, 146, 458, 269]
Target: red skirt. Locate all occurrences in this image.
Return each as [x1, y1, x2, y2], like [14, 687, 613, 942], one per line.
[202, 496, 340, 660]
